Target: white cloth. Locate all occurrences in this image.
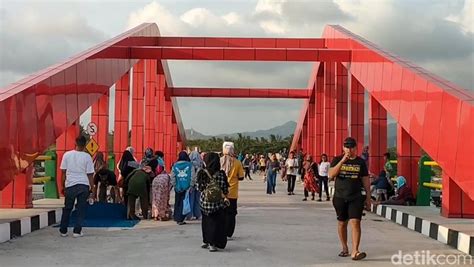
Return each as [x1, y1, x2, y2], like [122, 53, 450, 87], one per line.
[285, 158, 298, 175]
[60, 150, 94, 188]
[318, 162, 330, 177]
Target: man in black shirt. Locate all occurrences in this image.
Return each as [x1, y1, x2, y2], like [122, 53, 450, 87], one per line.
[92, 169, 118, 203]
[329, 137, 371, 261]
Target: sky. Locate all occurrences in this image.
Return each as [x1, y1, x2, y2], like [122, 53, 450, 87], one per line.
[0, 0, 472, 135]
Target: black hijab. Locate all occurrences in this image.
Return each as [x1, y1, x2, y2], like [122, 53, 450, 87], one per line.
[204, 152, 221, 176]
[177, 151, 190, 162]
[119, 150, 135, 171]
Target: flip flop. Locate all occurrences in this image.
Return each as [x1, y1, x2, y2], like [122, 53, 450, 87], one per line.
[352, 252, 367, 261]
[338, 251, 349, 257]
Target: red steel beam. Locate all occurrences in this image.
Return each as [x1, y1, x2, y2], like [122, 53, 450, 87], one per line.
[91, 46, 356, 62]
[168, 87, 311, 99]
[113, 36, 352, 48]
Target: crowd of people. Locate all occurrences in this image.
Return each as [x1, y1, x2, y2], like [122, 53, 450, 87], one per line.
[58, 134, 415, 259]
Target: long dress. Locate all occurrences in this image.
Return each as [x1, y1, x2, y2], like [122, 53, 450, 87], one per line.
[303, 162, 319, 194]
[151, 172, 171, 220]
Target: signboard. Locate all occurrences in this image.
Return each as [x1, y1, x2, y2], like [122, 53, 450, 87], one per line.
[86, 122, 97, 136]
[86, 138, 99, 157]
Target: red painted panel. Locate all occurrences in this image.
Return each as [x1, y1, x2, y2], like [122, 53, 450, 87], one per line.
[409, 76, 428, 143]
[454, 101, 474, 197]
[286, 49, 318, 61]
[192, 48, 224, 60]
[436, 91, 463, 175]
[389, 64, 403, 121]
[223, 48, 255, 60]
[162, 47, 192, 60]
[421, 83, 444, 159]
[252, 38, 276, 48]
[181, 37, 205, 47]
[300, 39, 326, 48]
[319, 49, 351, 62]
[226, 38, 252, 47]
[398, 69, 415, 130]
[276, 38, 299, 48]
[255, 48, 287, 61]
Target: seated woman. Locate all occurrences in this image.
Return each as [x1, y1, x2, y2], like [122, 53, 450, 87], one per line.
[377, 176, 414, 205]
[370, 170, 391, 201]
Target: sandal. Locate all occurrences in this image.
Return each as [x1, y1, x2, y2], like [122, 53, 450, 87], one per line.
[338, 251, 349, 257]
[352, 252, 367, 261]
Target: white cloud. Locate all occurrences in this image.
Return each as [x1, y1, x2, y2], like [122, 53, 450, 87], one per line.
[255, 0, 284, 15]
[222, 12, 240, 25]
[259, 20, 287, 34]
[127, 1, 188, 35]
[445, 0, 474, 34]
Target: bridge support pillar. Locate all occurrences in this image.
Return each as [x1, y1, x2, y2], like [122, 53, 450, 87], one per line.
[335, 63, 348, 154]
[91, 92, 109, 159]
[397, 125, 421, 196]
[349, 75, 365, 153]
[144, 60, 157, 149]
[323, 62, 336, 160]
[131, 60, 145, 160]
[315, 67, 324, 159]
[308, 101, 315, 157]
[442, 173, 474, 218]
[369, 96, 387, 175]
[302, 117, 308, 156]
[113, 72, 130, 173]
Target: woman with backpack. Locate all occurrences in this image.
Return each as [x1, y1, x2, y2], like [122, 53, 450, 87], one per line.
[187, 151, 203, 221]
[170, 151, 195, 225]
[197, 152, 229, 252]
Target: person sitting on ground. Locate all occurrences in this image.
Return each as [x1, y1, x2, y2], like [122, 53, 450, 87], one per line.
[376, 176, 414, 206]
[370, 170, 391, 201]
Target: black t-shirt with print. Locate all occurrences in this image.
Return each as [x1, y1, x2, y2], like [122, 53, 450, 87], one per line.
[330, 155, 369, 201]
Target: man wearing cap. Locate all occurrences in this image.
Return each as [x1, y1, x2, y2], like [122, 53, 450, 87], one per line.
[329, 137, 371, 261]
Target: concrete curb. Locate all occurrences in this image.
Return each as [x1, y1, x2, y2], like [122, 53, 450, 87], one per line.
[0, 208, 62, 243]
[371, 204, 473, 256]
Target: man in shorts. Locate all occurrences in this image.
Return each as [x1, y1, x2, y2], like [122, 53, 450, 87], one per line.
[329, 137, 371, 261]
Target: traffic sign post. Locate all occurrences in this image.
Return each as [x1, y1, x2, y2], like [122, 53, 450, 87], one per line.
[86, 138, 99, 157]
[87, 122, 98, 136]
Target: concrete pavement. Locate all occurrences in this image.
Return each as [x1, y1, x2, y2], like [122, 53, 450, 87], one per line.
[0, 175, 470, 266]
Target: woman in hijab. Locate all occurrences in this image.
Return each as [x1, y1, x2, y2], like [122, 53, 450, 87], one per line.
[265, 153, 280, 194]
[151, 152, 171, 221]
[187, 150, 204, 220]
[170, 151, 195, 225]
[118, 149, 139, 204]
[197, 152, 229, 252]
[377, 176, 415, 205]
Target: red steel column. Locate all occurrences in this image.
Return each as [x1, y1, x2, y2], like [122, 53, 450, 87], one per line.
[301, 117, 308, 155]
[113, 72, 130, 172]
[131, 60, 145, 160]
[442, 173, 474, 218]
[315, 67, 324, 159]
[155, 64, 166, 153]
[308, 101, 315, 157]
[56, 121, 79, 196]
[91, 92, 109, 157]
[397, 125, 421, 196]
[335, 63, 348, 154]
[323, 62, 336, 160]
[350, 76, 365, 152]
[163, 96, 173, 170]
[171, 112, 179, 160]
[144, 60, 157, 149]
[369, 96, 387, 175]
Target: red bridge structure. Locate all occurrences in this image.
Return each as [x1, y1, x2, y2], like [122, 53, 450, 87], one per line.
[0, 23, 472, 218]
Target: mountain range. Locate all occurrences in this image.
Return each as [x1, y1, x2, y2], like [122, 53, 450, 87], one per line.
[186, 120, 397, 146]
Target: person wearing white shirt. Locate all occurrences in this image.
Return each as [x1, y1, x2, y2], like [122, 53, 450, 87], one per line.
[318, 154, 331, 201]
[59, 135, 95, 238]
[285, 151, 299, 195]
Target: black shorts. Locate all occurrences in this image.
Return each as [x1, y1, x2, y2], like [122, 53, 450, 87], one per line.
[332, 196, 364, 221]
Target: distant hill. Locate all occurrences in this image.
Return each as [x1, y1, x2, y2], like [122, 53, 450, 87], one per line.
[186, 121, 297, 140]
[186, 120, 397, 147]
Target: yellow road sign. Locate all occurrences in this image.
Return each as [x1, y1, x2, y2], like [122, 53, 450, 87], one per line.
[86, 138, 99, 157]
